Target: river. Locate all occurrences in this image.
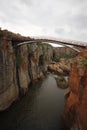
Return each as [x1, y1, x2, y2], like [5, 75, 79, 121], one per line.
[0, 74, 67, 130]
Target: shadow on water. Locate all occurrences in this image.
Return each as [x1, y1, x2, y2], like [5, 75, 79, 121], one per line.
[0, 74, 68, 130]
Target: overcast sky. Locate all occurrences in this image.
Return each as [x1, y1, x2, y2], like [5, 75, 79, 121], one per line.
[0, 0, 87, 42]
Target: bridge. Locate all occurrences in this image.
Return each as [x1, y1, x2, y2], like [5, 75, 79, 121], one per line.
[15, 36, 87, 52]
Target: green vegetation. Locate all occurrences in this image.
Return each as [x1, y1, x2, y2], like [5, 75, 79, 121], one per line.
[52, 52, 75, 63]
[52, 57, 60, 62]
[82, 58, 87, 67]
[37, 42, 52, 47]
[55, 76, 68, 89]
[59, 53, 75, 59]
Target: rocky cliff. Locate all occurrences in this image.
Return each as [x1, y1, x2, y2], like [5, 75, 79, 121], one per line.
[0, 30, 84, 113]
[64, 50, 87, 130]
[53, 46, 76, 59]
[0, 34, 19, 111]
[0, 30, 53, 110]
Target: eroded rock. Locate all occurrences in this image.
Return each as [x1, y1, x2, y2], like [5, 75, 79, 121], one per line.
[64, 62, 87, 130]
[0, 36, 18, 110]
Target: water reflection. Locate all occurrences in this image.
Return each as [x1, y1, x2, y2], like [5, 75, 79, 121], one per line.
[0, 74, 67, 130]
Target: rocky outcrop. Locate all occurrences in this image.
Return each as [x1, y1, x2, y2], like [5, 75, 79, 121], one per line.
[16, 45, 30, 94]
[0, 30, 53, 110]
[28, 43, 53, 81]
[53, 47, 76, 59]
[64, 62, 87, 130]
[0, 35, 18, 111]
[0, 29, 85, 113]
[48, 62, 64, 74]
[48, 58, 72, 75]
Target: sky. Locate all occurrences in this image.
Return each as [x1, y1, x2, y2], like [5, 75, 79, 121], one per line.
[0, 0, 87, 42]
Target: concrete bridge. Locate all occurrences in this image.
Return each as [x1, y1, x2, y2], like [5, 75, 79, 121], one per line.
[15, 36, 87, 52]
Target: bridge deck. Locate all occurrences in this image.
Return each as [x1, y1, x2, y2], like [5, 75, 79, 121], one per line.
[31, 37, 87, 47]
[16, 37, 87, 48]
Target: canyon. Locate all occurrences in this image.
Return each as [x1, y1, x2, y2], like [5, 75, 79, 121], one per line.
[0, 30, 52, 110]
[0, 29, 75, 111]
[0, 29, 87, 130]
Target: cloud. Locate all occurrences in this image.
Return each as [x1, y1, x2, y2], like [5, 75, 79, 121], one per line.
[20, 0, 33, 5]
[0, 0, 87, 42]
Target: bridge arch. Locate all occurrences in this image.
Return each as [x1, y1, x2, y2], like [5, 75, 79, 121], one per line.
[15, 40, 81, 52]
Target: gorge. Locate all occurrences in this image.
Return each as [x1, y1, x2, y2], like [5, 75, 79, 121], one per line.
[0, 29, 87, 130]
[0, 74, 67, 130]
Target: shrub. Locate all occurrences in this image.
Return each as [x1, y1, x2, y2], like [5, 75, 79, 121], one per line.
[59, 53, 75, 59]
[52, 57, 60, 62]
[55, 76, 68, 89]
[82, 58, 87, 67]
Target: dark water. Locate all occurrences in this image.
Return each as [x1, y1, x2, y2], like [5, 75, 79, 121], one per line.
[0, 74, 67, 130]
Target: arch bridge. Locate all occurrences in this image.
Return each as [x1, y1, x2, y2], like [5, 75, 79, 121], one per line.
[15, 36, 87, 52]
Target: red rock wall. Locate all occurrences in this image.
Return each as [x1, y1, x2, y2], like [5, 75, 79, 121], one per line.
[0, 30, 53, 110]
[64, 63, 87, 130]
